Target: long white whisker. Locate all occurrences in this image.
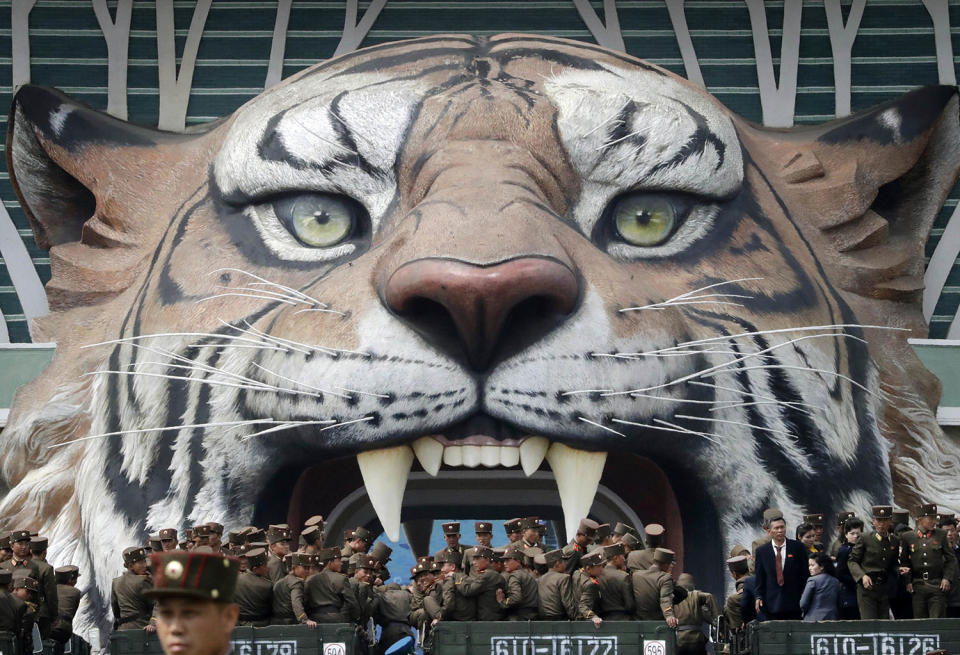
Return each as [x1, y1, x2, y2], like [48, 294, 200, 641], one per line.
[124, 343, 277, 390]
[670, 277, 764, 301]
[652, 418, 724, 445]
[242, 415, 374, 441]
[705, 364, 878, 397]
[83, 332, 275, 350]
[48, 418, 279, 449]
[592, 350, 735, 360]
[186, 343, 287, 351]
[688, 380, 821, 414]
[627, 392, 718, 405]
[674, 413, 797, 438]
[234, 321, 369, 358]
[290, 115, 357, 155]
[577, 416, 626, 437]
[198, 292, 299, 306]
[580, 106, 625, 138]
[610, 417, 721, 445]
[596, 128, 644, 151]
[292, 307, 349, 317]
[620, 300, 746, 312]
[251, 362, 352, 399]
[333, 386, 391, 399]
[215, 285, 308, 305]
[84, 370, 313, 396]
[653, 324, 902, 354]
[221, 321, 310, 355]
[710, 399, 815, 416]
[211, 268, 328, 307]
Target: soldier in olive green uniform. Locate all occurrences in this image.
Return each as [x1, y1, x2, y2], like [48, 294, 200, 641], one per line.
[341, 526, 373, 559]
[723, 556, 750, 630]
[344, 554, 377, 627]
[536, 548, 578, 620]
[434, 523, 471, 571]
[373, 578, 414, 655]
[847, 505, 900, 619]
[11, 577, 39, 653]
[305, 547, 349, 622]
[455, 546, 505, 621]
[234, 548, 273, 626]
[0, 569, 30, 652]
[110, 546, 154, 630]
[633, 548, 679, 628]
[266, 525, 292, 583]
[502, 519, 523, 547]
[573, 550, 605, 626]
[496, 549, 539, 620]
[598, 544, 634, 620]
[627, 524, 663, 572]
[566, 519, 598, 575]
[441, 552, 477, 621]
[51, 565, 81, 644]
[674, 573, 719, 655]
[900, 503, 959, 618]
[462, 522, 493, 576]
[1, 530, 57, 639]
[271, 552, 311, 625]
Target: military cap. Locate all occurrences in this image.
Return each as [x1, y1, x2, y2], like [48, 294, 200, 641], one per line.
[13, 576, 38, 592]
[248, 541, 268, 551]
[761, 509, 784, 524]
[370, 542, 393, 564]
[491, 547, 507, 563]
[621, 533, 640, 549]
[435, 550, 462, 567]
[645, 523, 665, 537]
[266, 524, 292, 544]
[429, 560, 442, 573]
[729, 544, 750, 558]
[726, 555, 749, 575]
[473, 546, 494, 560]
[441, 522, 461, 536]
[178, 541, 189, 550]
[123, 546, 148, 566]
[410, 563, 431, 578]
[300, 525, 322, 545]
[205, 522, 224, 535]
[504, 518, 522, 534]
[243, 527, 266, 543]
[916, 503, 938, 518]
[290, 552, 315, 568]
[580, 550, 606, 568]
[539, 549, 564, 566]
[519, 517, 540, 530]
[836, 511, 856, 526]
[802, 513, 824, 526]
[316, 547, 340, 563]
[891, 509, 910, 524]
[192, 524, 212, 538]
[350, 526, 373, 542]
[0, 535, 9, 550]
[226, 530, 243, 545]
[184, 528, 195, 541]
[29, 536, 47, 553]
[578, 518, 599, 538]
[9, 530, 30, 543]
[502, 548, 525, 562]
[54, 565, 80, 583]
[613, 522, 636, 537]
[537, 523, 547, 535]
[159, 528, 178, 541]
[523, 546, 544, 561]
[0, 570, 11, 585]
[653, 548, 676, 564]
[304, 515, 325, 529]
[872, 505, 893, 519]
[561, 544, 578, 559]
[354, 554, 377, 570]
[603, 543, 625, 559]
[475, 521, 493, 534]
[145, 551, 240, 602]
[148, 535, 163, 551]
[595, 524, 613, 541]
[245, 548, 268, 568]
[938, 513, 957, 527]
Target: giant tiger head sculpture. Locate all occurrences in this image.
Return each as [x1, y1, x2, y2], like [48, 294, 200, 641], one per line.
[5, 35, 960, 630]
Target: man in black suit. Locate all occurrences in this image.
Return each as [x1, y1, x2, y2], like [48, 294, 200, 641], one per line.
[753, 510, 809, 620]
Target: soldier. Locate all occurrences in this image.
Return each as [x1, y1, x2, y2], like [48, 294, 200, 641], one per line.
[440, 552, 477, 621]
[598, 544, 634, 620]
[0, 536, 10, 564]
[374, 575, 414, 655]
[519, 518, 542, 549]
[573, 550, 605, 626]
[29, 537, 48, 563]
[899, 503, 958, 618]
[830, 511, 857, 556]
[205, 523, 224, 552]
[595, 524, 615, 548]
[300, 526, 323, 554]
[633, 548, 679, 628]
[502, 519, 523, 546]
[938, 514, 960, 618]
[456, 546, 505, 621]
[835, 517, 864, 620]
[51, 565, 81, 645]
[342, 527, 373, 558]
[495, 549, 539, 620]
[620, 533, 641, 556]
[272, 552, 311, 625]
[192, 524, 213, 550]
[159, 528, 178, 552]
[11, 577, 39, 653]
[462, 522, 493, 575]
[408, 562, 442, 629]
[266, 524, 292, 582]
[305, 547, 349, 623]
[627, 524, 663, 572]
[1, 530, 57, 639]
[233, 548, 273, 626]
[846, 505, 899, 620]
[0, 569, 30, 653]
[674, 573, 719, 655]
[535, 548, 577, 620]
[613, 522, 638, 544]
[434, 522, 471, 565]
[723, 556, 750, 631]
[144, 550, 241, 655]
[370, 541, 393, 583]
[343, 553, 377, 633]
[111, 546, 155, 631]
[567, 519, 598, 574]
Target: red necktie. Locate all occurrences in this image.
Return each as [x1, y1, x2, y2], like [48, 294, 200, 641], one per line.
[775, 545, 784, 586]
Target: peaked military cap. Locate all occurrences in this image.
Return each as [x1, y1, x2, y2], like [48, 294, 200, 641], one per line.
[580, 550, 606, 568]
[13, 576, 38, 592]
[304, 515, 325, 529]
[300, 525, 322, 545]
[578, 518, 599, 538]
[595, 524, 613, 541]
[473, 546, 494, 560]
[835, 511, 856, 526]
[475, 521, 493, 533]
[761, 509, 784, 523]
[916, 503, 938, 517]
[356, 554, 378, 570]
[613, 522, 636, 537]
[178, 541, 189, 550]
[410, 563, 430, 578]
[938, 512, 957, 526]
[539, 549, 564, 566]
[726, 555, 749, 575]
[0, 570, 11, 585]
[350, 526, 373, 541]
[145, 551, 240, 602]
[519, 517, 540, 530]
[30, 536, 47, 549]
[148, 535, 162, 551]
[645, 523, 665, 537]
[490, 547, 506, 562]
[184, 528, 195, 541]
[316, 547, 340, 563]
[205, 522, 224, 535]
[504, 518, 522, 534]
[802, 513, 824, 526]
[436, 550, 462, 566]
[370, 541, 393, 564]
[159, 528, 177, 541]
[729, 544, 750, 558]
[872, 505, 893, 519]
[621, 533, 640, 549]
[441, 522, 461, 536]
[266, 524, 292, 544]
[653, 548, 676, 564]
[226, 530, 243, 545]
[245, 547, 268, 568]
[603, 543, 625, 559]
[0, 535, 9, 550]
[9, 530, 30, 543]
[502, 548, 525, 561]
[290, 552, 315, 568]
[192, 524, 212, 538]
[123, 546, 148, 566]
[54, 565, 79, 583]
[891, 509, 910, 524]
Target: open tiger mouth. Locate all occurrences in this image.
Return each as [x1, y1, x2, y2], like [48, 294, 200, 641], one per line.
[251, 411, 724, 592]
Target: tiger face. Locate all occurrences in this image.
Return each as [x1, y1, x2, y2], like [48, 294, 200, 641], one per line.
[6, 35, 959, 629]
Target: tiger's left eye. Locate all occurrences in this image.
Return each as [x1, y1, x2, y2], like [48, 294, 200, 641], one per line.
[274, 193, 358, 247]
[612, 194, 678, 247]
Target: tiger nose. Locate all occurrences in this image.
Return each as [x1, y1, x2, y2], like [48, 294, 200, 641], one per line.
[382, 257, 580, 370]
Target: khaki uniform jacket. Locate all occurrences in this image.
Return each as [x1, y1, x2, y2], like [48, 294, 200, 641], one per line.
[410, 584, 443, 625]
[110, 570, 153, 630]
[674, 590, 719, 648]
[457, 569, 506, 621]
[234, 571, 274, 625]
[900, 528, 959, 582]
[724, 590, 744, 630]
[434, 544, 471, 573]
[373, 583, 411, 623]
[538, 569, 577, 620]
[847, 531, 900, 584]
[271, 573, 306, 624]
[499, 567, 539, 620]
[626, 548, 655, 573]
[0, 591, 28, 640]
[344, 577, 374, 625]
[632, 568, 675, 620]
[304, 568, 348, 621]
[52, 584, 81, 641]
[572, 570, 600, 619]
[598, 565, 635, 618]
[441, 573, 477, 621]
[266, 553, 285, 583]
[2, 558, 57, 628]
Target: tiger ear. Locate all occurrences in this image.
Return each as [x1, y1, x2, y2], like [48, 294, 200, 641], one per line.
[738, 85, 960, 304]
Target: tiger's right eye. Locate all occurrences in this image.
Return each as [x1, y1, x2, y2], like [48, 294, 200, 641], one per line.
[273, 193, 360, 248]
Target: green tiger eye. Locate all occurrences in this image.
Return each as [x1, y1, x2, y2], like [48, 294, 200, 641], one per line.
[289, 196, 353, 247]
[613, 195, 676, 247]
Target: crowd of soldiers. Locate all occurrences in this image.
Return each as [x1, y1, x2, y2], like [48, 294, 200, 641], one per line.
[1, 501, 959, 655]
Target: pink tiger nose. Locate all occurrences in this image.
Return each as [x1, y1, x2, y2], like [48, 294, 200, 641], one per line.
[382, 257, 580, 370]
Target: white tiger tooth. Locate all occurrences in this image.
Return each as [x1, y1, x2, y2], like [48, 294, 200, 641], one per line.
[461, 445, 481, 468]
[545, 443, 607, 541]
[443, 445, 463, 467]
[480, 445, 500, 468]
[500, 445, 520, 467]
[519, 436, 549, 476]
[412, 437, 443, 476]
[357, 445, 414, 542]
